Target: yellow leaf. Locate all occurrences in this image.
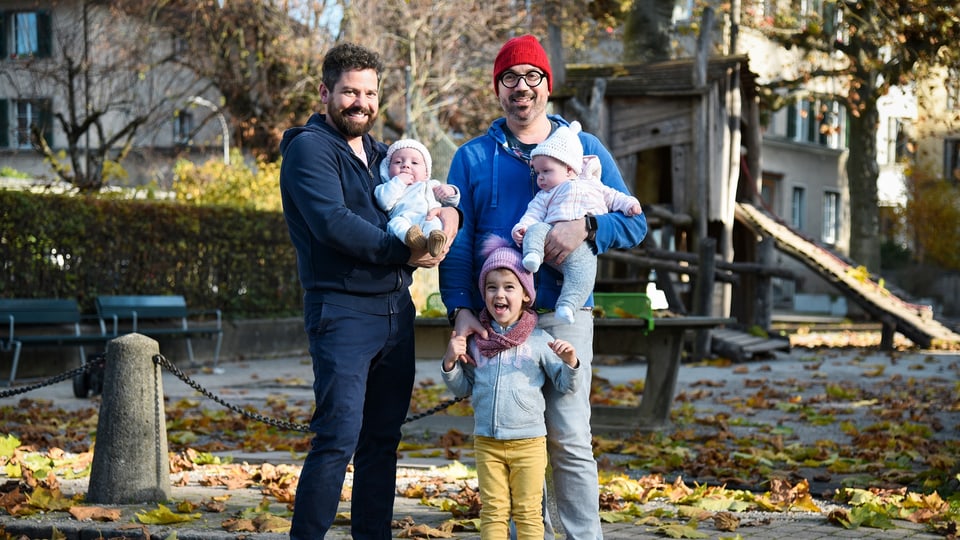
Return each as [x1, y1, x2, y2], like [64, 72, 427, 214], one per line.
[397, 523, 454, 538]
[253, 513, 291, 533]
[28, 487, 72, 511]
[136, 503, 201, 524]
[656, 521, 709, 538]
[599, 510, 634, 523]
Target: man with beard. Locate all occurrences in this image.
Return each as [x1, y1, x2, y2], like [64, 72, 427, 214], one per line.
[279, 42, 458, 540]
[439, 35, 647, 540]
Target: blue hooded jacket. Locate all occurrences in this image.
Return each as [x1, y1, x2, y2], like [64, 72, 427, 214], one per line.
[440, 115, 648, 315]
[279, 113, 413, 314]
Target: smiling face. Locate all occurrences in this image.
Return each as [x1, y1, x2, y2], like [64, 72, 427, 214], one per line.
[321, 68, 379, 139]
[388, 147, 429, 182]
[483, 268, 531, 328]
[497, 63, 549, 128]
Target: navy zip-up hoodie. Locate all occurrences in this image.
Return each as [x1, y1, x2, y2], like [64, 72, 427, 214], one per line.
[279, 113, 413, 314]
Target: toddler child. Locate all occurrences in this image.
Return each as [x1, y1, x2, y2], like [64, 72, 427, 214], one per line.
[441, 236, 580, 540]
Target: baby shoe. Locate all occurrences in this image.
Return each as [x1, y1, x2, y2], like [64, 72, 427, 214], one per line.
[428, 230, 447, 257]
[405, 225, 427, 250]
[556, 305, 575, 324]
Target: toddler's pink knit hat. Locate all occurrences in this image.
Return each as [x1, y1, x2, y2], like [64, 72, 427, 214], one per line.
[478, 236, 536, 303]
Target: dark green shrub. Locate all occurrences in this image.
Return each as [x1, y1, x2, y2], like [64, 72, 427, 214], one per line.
[0, 190, 300, 318]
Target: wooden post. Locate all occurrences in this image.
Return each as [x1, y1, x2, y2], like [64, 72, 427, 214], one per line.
[755, 237, 774, 329]
[693, 238, 717, 360]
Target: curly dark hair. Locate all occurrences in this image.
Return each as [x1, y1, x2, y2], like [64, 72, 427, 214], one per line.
[321, 42, 384, 90]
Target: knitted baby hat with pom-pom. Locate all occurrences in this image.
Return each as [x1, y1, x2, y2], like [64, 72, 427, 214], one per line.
[478, 236, 536, 303]
[530, 121, 584, 174]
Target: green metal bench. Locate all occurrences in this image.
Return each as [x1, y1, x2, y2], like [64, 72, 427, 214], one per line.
[0, 298, 113, 386]
[95, 295, 223, 367]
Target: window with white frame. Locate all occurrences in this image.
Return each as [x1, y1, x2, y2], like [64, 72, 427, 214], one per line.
[174, 110, 194, 145]
[780, 98, 846, 149]
[948, 68, 960, 111]
[946, 138, 960, 183]
[882, 117, 913, 165]
[791, 186, 805, 230]
[0, 10, 52, 59]
[0, 98, 53, 149]
[761, 172, 782, 215]
[822, 191, 839, 244]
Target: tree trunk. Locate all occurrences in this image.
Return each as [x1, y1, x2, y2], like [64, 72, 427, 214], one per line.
[623, 0, 674, 63]
[846, 91, 881, 272]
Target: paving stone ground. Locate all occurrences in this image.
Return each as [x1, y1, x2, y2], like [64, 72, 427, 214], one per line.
[2, 346, 956, 539]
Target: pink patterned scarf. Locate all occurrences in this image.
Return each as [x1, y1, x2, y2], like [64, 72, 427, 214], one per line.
[475, 308, 539, 358]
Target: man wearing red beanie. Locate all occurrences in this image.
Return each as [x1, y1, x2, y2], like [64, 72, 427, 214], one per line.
[440, 34, 648, 540]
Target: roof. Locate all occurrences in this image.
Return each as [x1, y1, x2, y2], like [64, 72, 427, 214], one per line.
[555, 54, 755, 97]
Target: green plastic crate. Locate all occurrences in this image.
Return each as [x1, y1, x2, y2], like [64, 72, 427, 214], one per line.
[593, 293, 654, 332]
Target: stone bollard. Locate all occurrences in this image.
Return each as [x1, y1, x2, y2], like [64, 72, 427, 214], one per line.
[87, 333, 171, 503]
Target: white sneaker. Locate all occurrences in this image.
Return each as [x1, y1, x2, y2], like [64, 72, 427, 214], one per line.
[522, 253, 542, 272]
[556, 305, 575, 324]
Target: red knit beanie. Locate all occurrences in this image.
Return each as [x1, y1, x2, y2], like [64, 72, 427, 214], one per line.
[492, 34, 553, 96]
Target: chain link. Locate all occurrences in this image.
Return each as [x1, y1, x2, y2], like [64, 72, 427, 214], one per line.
[0, 356, 105, 399]
[153, 353, 314, 432]
[151, 354, 465, 432]
[1, 355, 466, 431]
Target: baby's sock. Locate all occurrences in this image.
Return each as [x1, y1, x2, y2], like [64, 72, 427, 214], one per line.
[522, 253, 542, 272]
[555, 305, 575, 325]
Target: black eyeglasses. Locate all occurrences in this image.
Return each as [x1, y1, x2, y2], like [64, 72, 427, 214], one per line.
[499, 71, 546, 89]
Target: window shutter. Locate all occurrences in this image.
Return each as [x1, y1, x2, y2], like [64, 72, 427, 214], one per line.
[0, 99, 9, 148]
[37, 10, 52, 58]
[786, 104, 797, 140]
[0, 12, 7, 59]
[39, 98, 53, 146]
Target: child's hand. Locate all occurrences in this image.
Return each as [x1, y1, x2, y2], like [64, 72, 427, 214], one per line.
[626, 203, 643, 217]
[549, 339, 579, 368]
[442, 332, 468, 371]
[512, 227, 525, 246]
[396, 172, 416, 185]
[434, 184, 455, 200]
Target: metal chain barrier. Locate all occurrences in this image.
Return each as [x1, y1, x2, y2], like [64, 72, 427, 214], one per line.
[1, 354, 466, 430]
[152, 354, 466, 431]
[153, 353, 313, 432]
[0, 356, 105, 399]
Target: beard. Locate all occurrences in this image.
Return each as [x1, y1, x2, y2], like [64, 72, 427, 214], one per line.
[327, 104, 377, 137]
[500, 89, 547, 124]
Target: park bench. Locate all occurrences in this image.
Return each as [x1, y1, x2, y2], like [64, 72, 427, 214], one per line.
[94, 295, 223, 368]
[590, 315, 734, 431]
[0, 298, 114, 386]
[414, 291, 734, 431]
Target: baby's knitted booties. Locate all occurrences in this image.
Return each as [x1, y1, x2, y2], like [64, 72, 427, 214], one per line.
[405, 225, 427, 250]
[428, 230, 447, 257]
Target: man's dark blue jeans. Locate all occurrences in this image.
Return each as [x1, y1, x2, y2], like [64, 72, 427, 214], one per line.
[290, 298, 416, 540]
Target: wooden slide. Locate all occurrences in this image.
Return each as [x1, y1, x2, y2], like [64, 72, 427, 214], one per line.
[735, 202, 960, 350]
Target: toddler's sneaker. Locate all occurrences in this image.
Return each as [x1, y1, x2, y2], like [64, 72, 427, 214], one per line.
[555, 305, 575, 324]
[522, 253, 542, 272]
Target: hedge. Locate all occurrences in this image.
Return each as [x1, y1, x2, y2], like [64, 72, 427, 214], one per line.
[0, 190, 301, 318]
